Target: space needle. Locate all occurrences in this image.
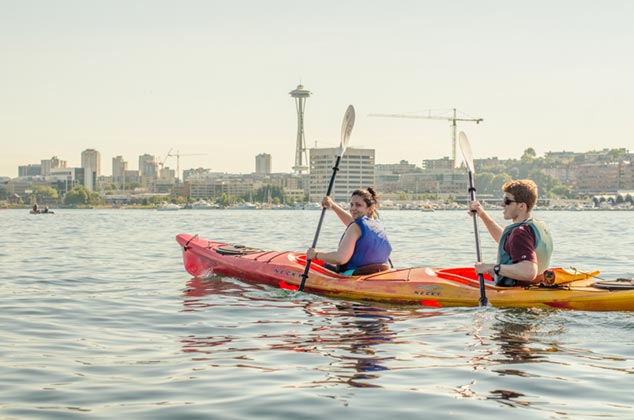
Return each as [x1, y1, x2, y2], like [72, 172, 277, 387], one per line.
[289, 84, 311, 174]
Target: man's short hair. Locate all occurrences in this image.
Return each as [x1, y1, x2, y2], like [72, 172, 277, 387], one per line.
[503, 179, 538, 210]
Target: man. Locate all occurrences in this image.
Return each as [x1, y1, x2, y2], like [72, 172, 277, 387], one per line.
[469, 179, 553, 286]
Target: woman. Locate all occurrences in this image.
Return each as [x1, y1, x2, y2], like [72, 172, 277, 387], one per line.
[306, 188, 392, 275]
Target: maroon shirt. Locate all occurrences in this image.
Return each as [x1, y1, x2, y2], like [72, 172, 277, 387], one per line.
[504, 224, 537, 264]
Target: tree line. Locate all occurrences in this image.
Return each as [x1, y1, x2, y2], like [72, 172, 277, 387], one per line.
[473, 147, 630, 199]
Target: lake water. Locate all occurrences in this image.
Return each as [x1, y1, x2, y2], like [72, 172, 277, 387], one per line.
[1, 208, 633, 419]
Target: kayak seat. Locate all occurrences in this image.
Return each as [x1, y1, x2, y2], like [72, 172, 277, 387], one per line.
[352, 263, 391, 276]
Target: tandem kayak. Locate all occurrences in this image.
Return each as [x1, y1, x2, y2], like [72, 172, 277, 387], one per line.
[176, 233, 634, 311]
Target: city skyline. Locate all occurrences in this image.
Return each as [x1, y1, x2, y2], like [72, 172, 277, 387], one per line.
[2, 1, 633, 178]
[8, 141, 632, 181]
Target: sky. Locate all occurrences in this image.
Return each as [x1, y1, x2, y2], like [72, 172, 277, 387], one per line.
[2, 0, 633, 177]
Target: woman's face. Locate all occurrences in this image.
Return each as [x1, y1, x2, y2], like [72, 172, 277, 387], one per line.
[349, 195, 371, 219]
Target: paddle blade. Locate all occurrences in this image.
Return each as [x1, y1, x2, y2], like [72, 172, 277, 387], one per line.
[458, 131, 475, 173]
[339, 105, 355, 156]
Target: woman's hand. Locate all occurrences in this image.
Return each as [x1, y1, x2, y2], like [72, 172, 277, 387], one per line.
[321, 196, 334, 209]
[306, 248, 318, 260]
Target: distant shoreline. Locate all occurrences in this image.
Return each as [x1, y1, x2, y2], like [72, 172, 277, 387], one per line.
[3, 205, 633, 212]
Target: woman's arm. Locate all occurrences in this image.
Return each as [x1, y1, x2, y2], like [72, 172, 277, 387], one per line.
[307, 223, 360, 265]
[323, 196, 354, 226]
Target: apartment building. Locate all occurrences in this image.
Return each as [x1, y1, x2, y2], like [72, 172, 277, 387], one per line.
[308, 147, 375, 203]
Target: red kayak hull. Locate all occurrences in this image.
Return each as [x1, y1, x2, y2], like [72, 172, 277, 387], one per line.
[176, 233, 634, 311]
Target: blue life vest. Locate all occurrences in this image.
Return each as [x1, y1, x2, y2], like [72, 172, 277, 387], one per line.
[340, 216, 392, 273]
[496, 219, 553, 286]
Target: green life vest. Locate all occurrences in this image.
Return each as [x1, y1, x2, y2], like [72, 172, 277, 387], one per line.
[496, 219, 553, 286]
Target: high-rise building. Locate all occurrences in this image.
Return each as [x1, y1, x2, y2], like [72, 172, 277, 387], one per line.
[138, 154, 157, 178]
[308, 147, 375, 202]
[255, 153, 272, 175]
[422, 157, 453, 171]
[81, 149, 101, 176]
[112, 156, 128, 188]
[81, 149, 101, 191]
[289, 84, 311, 174]
[40, 156, 67, 176]
[138, 154, 158, 191]
[18, 164, 42, 177]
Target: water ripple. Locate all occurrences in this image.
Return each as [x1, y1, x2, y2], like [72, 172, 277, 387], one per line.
[1, 209, 634, 419]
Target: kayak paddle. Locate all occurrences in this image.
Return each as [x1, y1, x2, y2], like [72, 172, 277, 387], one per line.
[458, 131, 488, 306]
[298, 105, 355, 292]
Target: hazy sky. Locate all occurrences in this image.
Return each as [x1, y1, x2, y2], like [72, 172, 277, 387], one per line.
[2, 0, 633, 177]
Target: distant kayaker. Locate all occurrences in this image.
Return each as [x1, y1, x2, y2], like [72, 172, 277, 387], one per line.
[32, 204, 39, 213]
[469, 179, 553, 286]
[306, 188, 392, 275]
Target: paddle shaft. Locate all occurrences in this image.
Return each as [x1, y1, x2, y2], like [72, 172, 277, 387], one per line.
[298, 156, 341, 291]
[309, 159, 340, 248]
[467, 170, 488, 306]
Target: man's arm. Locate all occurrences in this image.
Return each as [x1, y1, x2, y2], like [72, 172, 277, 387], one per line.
[469, 201, 503, 243]
[476, 261, 539, 284]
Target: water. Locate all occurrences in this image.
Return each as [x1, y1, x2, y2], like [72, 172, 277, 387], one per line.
[1, 208, 633, 419]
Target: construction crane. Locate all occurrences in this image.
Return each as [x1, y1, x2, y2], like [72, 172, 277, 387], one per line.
[369, 108, 483, 167]
[158, 149, 173, 174]
[166, 150, 207, 182]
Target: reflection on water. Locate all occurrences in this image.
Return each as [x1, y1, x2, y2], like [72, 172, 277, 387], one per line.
[458, 307, 634, 414]
[491, 308, 564, 364]
[182, 275, 266, 309]
[304, 302, 396, 388]
[178, 271, 634, 418]
[181, 277, 446, 388]
[468, 309, 561, 410]
[3, 209, 634, 419]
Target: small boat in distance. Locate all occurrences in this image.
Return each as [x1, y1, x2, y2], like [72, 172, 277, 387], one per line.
[381, 200, 400, 210]
[30, 205, 54, 214]
[157, 202, 181, 211]
[229, 202, 259, 210]
[30, 209, 55, 214]
[190, 199, 219, 209]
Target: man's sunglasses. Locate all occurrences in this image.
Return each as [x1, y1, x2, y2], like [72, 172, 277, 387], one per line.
[502, 197, 518, 206]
